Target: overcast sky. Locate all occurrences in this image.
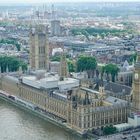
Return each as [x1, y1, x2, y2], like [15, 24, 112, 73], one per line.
[0, 0, 140, 4]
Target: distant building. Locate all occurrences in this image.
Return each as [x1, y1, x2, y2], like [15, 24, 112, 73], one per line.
[49, 41, 64, 56]
[117, 60, 134, 86]
[51, 20, 61, 36]
[128, 112, 140, 127]
[52, 48, 63, 56]
[29, 25, 49, 70]
[50, 61, 60, 74]
[114, 123, 132, 132]
[81, 78, 132, 102]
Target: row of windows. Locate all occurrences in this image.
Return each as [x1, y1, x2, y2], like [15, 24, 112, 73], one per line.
[83, 102, 102, 113]
[39, 61, 46, 69]
[20, 87, 67, 118]
[20, 87, 45, 109]
[82, 115, 127, 129]
[39, 47, 46, 54]
[3, 82, 18, 96]
[83, 109, 127, 122]
[47, 98, 67, 117]
[71, 113, 79, 126]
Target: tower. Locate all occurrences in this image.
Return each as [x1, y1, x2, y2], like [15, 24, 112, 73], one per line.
[18, 66, 23, 77]
[51, 4, 57, 20]
[99, 80, 106, 100]
[132, 51, 140, 112]
[59, 52, 68, 80]
[29, 25, 49, 71]
[51, 20, 61, 36]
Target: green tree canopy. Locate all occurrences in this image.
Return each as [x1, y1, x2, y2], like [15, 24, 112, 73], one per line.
[0, 39, 21, 51]
[71, 27, 131, 38]
[102, 63, 119, 82]
[67, 60, 76, 73]
[103, 125, 117, 135]
[50, 55, 61, 62]
[77, 56, 97, 72]
[129, 53, 137, 64]
[0, 56, 27, 73]
[77, 56, 97, 78]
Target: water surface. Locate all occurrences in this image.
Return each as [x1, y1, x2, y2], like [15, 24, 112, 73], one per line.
[0, 99, 86, 140]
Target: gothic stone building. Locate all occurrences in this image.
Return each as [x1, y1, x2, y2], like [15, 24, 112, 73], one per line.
[0, 73, 129, 134]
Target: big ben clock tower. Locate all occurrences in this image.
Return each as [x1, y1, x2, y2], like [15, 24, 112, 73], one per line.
[132, 51, 140, 112]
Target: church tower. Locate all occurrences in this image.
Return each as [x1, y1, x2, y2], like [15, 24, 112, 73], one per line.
[29, 25, 49, 71]
[132, 51, 140, 112]
[99, 80, 106, 100]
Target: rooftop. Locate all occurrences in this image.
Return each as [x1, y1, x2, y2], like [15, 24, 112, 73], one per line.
[22, 73, 79, 91]
[81, 87, 100, 94]
[105, 96, 128, 105]
[104, 81, 132, 95]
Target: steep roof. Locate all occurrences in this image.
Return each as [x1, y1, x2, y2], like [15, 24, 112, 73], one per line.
[94, 79, 132, 96]
[104, 81, 132, 95]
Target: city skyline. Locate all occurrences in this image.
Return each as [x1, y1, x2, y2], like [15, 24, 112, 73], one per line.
[0, 0, 140, 139]
[0, 0, 140, 4]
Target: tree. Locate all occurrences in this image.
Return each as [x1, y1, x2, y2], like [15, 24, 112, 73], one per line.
[100, 32, 106, 39]
[67, 60, 76, 73]
[102, 63, 119, 82]
[50, 55, 61, 62]
[71, 27, 131, 38]
[129, 53, 137, 64]
[0, 39, 21, 51]
[77, 56, 97, 78]
[0, 56, 27, 73]
[103, 125, 117, 135]
[82, 30, 90, 41]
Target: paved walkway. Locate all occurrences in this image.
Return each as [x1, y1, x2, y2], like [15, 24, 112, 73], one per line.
[100, 131, 140, 140]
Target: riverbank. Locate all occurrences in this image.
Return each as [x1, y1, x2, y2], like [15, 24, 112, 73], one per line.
[0, 94, 91, 139]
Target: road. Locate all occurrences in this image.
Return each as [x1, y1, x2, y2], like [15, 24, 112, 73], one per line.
[99, 130, 140, 140]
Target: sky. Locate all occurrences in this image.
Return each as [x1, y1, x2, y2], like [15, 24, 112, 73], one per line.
[0, 0, 140, 4]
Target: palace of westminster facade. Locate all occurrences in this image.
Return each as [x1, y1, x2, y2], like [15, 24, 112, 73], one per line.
[0, 25, 139, 134]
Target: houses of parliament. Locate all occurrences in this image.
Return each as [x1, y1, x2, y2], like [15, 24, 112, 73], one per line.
[0, 25, 139, 134]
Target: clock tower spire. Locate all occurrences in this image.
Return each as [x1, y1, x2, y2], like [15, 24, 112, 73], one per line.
[132, 51, 140, 112]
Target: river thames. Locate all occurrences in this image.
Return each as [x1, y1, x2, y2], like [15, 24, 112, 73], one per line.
[0, 99, 87, 140]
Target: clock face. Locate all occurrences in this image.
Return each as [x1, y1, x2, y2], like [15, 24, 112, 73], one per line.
[135, 73, 139, 80]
